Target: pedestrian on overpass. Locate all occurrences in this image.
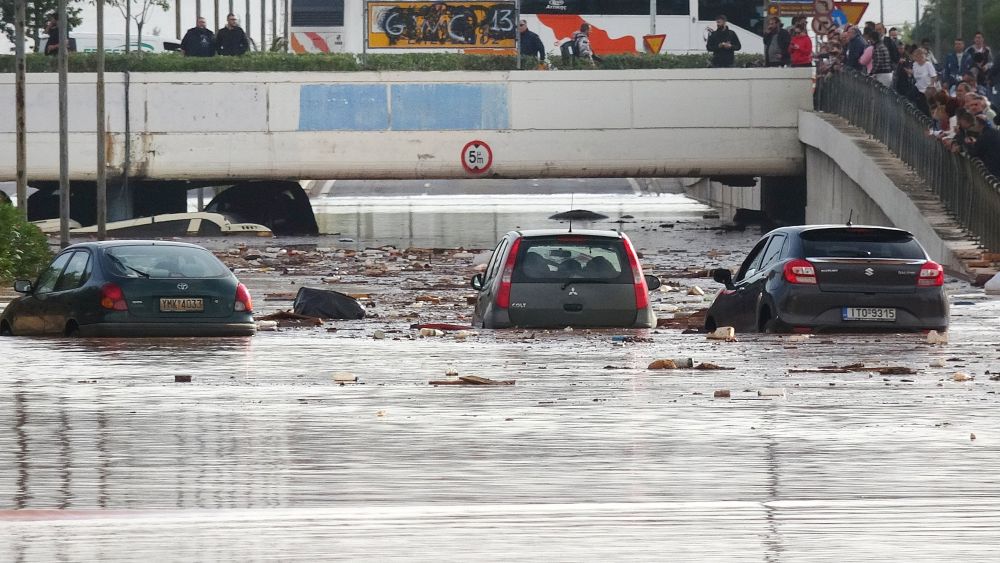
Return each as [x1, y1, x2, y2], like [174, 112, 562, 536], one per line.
[181, 17, 215, 57]
[216, 13, 250, 56]
[706, 15, 741, 68]
[844, 25, 867, 72]
[518, 20, 545, 65]
[789, 24, 812, 67]
[763, 16, 790, 67]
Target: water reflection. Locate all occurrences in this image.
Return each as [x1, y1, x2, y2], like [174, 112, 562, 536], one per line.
[315, 194, 710, 249]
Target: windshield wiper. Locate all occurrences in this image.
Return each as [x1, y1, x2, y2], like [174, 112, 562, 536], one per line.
[561, 279, 611, 290]
[107, 254, 150, 278]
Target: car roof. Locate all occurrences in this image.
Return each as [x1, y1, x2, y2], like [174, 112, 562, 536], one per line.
[63, 240, 212, 251]
[764, 224, 914, 238]
[509, 229, 625, 239]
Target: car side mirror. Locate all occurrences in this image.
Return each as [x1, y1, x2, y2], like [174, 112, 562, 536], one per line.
[644, 274, 661, 291]
[712, 268, 735, 289]
[13, 280, 32, 294]
[471, 273, 484, 291]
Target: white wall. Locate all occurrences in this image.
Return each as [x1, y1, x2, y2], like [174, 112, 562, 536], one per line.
[0, 68, 813, 181]
[799, 110, 980, 275]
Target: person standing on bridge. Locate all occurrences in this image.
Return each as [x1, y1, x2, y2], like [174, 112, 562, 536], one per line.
[519, 20, 545, 65]
[788, 24, 812, 67]
[216, 13, 250, 56]
[181, 17, 215, 57]
[706, 15, 741, 68]
[843, 26, 867, 73]
[763, 16, 790, 67]
[956, 110, 1000, 177]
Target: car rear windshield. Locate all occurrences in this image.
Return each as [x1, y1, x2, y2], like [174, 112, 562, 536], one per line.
[104, 246, 230, 279]
[800, 228, 926, 259]
[513, 236, 630, 283]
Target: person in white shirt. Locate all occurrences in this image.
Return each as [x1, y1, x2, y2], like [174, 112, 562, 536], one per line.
[912, 48, 939, 94]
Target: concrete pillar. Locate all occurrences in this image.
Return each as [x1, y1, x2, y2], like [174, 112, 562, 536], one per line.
[760, 175, 807, 226]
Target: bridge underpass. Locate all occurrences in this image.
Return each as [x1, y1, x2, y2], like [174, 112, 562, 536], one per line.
[2, 67, 992, 275]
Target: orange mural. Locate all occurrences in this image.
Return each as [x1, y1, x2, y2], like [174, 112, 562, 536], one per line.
[537, 14, 637, 54]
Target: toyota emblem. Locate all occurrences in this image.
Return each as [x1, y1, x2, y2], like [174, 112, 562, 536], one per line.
[177, 283, 189, 290]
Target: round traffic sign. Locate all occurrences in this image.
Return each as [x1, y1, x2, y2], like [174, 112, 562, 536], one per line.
[812, 15, 835, 36]
[461, 140, 493, 174]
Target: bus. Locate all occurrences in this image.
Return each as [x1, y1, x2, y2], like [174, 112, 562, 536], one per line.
[289, 0, 765, 55]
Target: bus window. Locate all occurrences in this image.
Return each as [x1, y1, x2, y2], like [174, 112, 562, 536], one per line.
[698, 0, 764, 34]
[522, 1, 687, 15]
[291, 0, 345, 27]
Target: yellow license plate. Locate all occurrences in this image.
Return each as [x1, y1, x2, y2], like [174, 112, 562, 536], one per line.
[160, 298, 204, 312]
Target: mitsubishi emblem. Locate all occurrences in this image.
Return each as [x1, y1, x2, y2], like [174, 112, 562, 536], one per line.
[177, 283, 189, 290]
[567, 286, 578, 296]
[864, 268, 874, 277]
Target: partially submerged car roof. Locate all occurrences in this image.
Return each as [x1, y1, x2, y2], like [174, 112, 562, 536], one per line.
[511, 229, 625, 239]
[66, 240, 212, 250]
[763, 225, 915, 238]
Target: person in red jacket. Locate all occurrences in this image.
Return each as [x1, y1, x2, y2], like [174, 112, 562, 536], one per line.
[789, 24, 813, 67]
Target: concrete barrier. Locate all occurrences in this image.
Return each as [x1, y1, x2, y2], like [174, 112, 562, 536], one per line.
[0, 68, 813, 181]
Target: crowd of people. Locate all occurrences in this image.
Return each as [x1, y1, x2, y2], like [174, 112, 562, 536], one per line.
[812, 21, 1000, 177]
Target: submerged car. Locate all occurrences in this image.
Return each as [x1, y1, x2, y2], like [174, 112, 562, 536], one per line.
[705, 225, 949, 333]
[0, 241, 255, 337]
[470, 229, 661, 329]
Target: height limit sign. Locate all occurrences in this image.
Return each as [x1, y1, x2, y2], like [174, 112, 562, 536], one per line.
[461, 140, 493, 174]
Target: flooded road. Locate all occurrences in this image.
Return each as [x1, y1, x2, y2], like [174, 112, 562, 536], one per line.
[3, 190, 1000, 561]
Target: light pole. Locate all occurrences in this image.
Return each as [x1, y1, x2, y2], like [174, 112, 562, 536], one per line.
[14, 0, 27, 217]
[58, 0, 70, 247]
[97, 0, 108, 239]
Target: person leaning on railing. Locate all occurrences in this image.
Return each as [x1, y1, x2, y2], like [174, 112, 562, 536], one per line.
[953, 110, 1000, 178]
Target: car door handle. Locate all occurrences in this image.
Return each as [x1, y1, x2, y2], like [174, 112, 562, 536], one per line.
[563, 304, 583, 312]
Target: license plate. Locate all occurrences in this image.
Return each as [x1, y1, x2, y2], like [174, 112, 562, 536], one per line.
[842, 307, 896, 321]
[160, 298, 204, 312]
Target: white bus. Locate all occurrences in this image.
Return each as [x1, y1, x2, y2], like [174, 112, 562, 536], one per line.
[289, 0, 765, 55]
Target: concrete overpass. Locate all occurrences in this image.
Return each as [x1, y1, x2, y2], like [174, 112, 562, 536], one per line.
[0, 68, 812, 181]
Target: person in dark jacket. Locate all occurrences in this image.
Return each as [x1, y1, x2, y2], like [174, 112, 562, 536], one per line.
[958, 110, 1000, 177]
[706, 15, 741, 68]
[216, 13, 249, 56]
[181, 17, 215, 57]
[763, 16, 790, 67]
[518, 19, 545, 62]
[43, 13, 72, 56]
[844, 25, 867, 72]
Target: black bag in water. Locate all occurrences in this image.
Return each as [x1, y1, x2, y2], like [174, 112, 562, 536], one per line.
[293, 287, 366, 320]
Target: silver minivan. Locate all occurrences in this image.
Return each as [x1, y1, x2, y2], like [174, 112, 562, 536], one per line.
[471, 229, 660, 328]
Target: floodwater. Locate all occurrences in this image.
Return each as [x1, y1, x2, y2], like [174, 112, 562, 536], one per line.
[3, 190, 1000, 561]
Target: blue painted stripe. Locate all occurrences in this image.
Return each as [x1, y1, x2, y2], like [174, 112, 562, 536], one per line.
[390, 84, 509, 131]
[299, 84, 389, 131]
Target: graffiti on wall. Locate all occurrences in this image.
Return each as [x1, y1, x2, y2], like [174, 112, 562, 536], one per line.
[367, 1, 517, 49]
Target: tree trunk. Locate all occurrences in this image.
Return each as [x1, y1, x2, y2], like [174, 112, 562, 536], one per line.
[137, 22, 143, 53]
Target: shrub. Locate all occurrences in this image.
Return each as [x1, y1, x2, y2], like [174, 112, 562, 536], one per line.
[0, 204, 52, 284]
[0, 51, 762, 73]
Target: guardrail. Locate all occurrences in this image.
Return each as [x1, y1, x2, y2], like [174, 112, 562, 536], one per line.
[814, 70, 1000, 253]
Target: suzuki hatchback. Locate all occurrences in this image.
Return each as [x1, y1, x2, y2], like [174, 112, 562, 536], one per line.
[705, 225, 949, 333]
[1, 241, 256, 337]
[470, 229, 660, 328]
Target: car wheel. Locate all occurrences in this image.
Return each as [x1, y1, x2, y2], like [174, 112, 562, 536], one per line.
[759, 307, 790, 334]
[64, 321, 80, 337]
[0, 321, 11, 336]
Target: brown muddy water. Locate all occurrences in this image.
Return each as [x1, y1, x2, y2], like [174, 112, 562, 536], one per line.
[2, 194, 1000, 561]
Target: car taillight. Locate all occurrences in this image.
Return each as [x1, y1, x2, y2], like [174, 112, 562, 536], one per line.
[783, 259, 817, 284]
[495, 238, 522, 309]
[622, 235, 649, 310]
[917, 260, 944, 287]
[235, 283, 253, 312]
[100, 283, 128, 311]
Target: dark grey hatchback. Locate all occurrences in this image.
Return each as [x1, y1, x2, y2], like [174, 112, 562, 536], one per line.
[471, 229, 661, 329]
[1, 241, 255, 337]
[705, 225, 949, 333]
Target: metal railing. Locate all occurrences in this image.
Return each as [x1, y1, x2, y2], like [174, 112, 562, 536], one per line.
[814, 70, 1000, 253]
